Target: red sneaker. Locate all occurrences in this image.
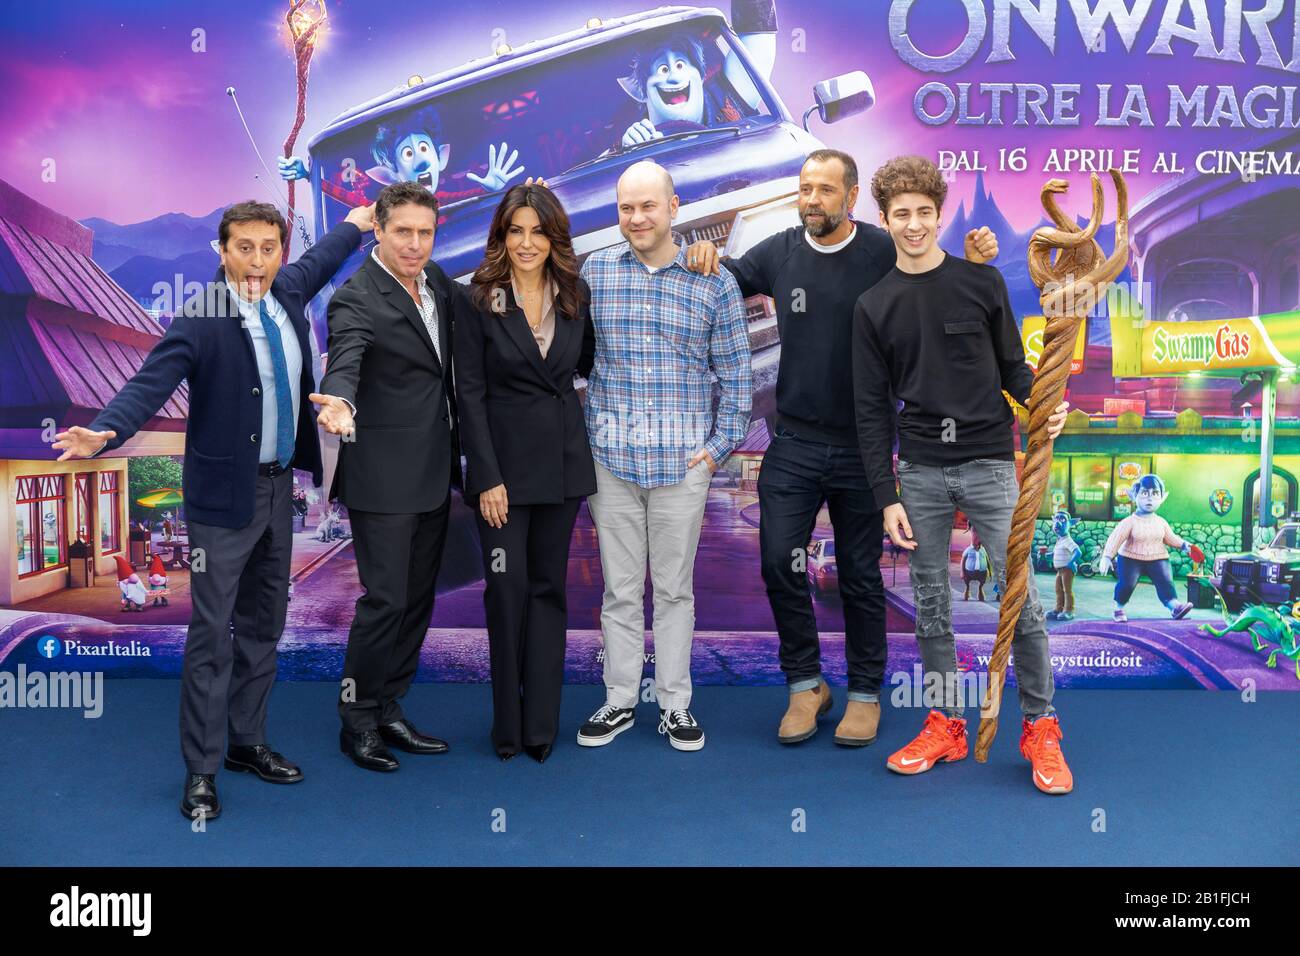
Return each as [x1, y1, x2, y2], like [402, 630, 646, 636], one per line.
[886, 710, 968, 775]
[1020, 715, 1074, 794]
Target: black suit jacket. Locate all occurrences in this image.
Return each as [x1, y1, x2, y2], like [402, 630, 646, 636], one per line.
[319, 254, 461, 514]
[453, 279, 596, 505]
[90, 223, 362, 529]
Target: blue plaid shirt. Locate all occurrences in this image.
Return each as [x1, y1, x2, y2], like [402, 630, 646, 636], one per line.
[582, 235, 752, 489]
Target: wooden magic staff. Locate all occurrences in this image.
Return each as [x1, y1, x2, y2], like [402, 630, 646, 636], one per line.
[974, 170, 1130, 761]
[281, 0, 327, 264]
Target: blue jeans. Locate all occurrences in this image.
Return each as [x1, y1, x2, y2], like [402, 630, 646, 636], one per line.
[897, 458, 1054, 719]
[1113, 555, 1177, 606]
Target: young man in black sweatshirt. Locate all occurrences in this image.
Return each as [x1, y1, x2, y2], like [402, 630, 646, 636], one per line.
[685, 149, 999, 747]
[852, 155, 1073, 794]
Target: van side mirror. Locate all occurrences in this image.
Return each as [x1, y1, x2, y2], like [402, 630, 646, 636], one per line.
[802, 71, 875, 131]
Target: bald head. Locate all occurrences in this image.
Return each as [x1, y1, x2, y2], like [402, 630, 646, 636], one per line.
[616, 160, 680, 266]
[617, 160, 675, 205]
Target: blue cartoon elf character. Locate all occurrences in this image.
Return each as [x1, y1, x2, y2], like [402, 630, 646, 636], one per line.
[1099, 474, 1204, 622]
[615, 0, 777, 148]
[1046, 510, 1081, 622]
[279, 105, 524, 213]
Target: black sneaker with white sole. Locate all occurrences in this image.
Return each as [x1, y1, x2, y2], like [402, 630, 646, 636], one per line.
[658, 708, 705, 751]
[576, 703, 636, 747]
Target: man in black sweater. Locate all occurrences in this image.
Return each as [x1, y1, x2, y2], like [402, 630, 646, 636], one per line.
[686, 148, 998, 747]
[852, 155, 1073, 794]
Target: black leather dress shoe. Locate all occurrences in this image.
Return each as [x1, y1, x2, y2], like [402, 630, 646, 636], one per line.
[378, 718, 449, 754]
[524, 743, 553, 764]
[340, 729, 399, 772]
[224, 744, 304, 784]
[181, 772, 221, 820]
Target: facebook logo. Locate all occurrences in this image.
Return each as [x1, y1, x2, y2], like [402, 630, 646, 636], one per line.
[38, 636, 62, 659]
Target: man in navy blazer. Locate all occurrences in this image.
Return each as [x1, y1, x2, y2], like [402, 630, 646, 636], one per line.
[54, 199, 373, 821]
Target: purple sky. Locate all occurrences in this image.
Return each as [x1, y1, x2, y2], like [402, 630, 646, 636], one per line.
[0, 0, 1284, 230]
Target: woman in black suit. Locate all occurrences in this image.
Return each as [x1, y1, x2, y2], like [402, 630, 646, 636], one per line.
[454, 183, 595, 763]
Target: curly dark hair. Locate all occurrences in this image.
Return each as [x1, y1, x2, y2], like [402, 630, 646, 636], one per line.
[470, 184, 583, 321]
[870, 155, 947, 216]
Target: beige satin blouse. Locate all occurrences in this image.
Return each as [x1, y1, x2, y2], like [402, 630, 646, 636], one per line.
[510, 276, 557, 359]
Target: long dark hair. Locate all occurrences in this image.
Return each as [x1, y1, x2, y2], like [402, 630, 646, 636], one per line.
[471, 184, 583, 321]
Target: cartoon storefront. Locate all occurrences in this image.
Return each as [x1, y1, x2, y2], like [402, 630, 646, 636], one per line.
[1013, 308, 1300, 587]
[1106, 310, 1300, 550]
[0, 180, 187, 606]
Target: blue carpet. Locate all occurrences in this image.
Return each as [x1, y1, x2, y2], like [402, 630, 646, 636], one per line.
[2, 682, 1296, 866]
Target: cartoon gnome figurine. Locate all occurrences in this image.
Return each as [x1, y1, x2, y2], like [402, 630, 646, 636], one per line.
[115, 555, 148, 612]
[1099, 474, 1204, 622]
[1046, 510, 1081, 622]
[147, 553, 169, 607]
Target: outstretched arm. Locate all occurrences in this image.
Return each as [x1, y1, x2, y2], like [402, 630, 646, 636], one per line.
[57, 315, 199, 457]
[316, 282, 374, 417]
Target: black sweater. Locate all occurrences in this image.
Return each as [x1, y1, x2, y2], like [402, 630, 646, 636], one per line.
[852, 254, 1035, 509]
[722, 221, 895, 446]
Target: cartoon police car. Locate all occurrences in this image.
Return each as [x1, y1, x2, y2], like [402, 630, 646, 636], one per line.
[1211, 520, 1300, 613]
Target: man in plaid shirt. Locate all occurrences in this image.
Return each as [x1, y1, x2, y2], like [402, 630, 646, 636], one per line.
[577, 160, 751, 752]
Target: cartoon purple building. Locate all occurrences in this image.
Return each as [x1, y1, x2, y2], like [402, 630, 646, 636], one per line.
[0, 179, 188, 605]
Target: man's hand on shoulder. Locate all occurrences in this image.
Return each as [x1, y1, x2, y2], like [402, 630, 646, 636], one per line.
[685, 240, 720, 276]
[343, 203, 376, 233]
[964, 226, 998, 264]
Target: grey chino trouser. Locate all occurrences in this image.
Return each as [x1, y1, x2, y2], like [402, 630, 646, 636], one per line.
[586, 460, 712, 711]
[897, 457, 1055, 719]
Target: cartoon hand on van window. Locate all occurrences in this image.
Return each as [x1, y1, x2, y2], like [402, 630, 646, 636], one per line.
[467, 141, 526, 191]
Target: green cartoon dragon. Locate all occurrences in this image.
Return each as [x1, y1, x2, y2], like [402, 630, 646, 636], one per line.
[1201, 603, 1300, 680]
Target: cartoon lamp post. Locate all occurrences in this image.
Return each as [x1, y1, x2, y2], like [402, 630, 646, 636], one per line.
[975, 171, 1130, 761]
[281, 0, 328, 264]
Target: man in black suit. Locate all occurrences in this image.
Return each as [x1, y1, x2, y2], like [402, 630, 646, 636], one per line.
[53, 200, 373, 819]
[311, 180, 460, 771]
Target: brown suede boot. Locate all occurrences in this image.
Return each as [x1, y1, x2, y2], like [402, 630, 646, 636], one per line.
[833, 700, 881, 747]
[778, 680, 833, 744]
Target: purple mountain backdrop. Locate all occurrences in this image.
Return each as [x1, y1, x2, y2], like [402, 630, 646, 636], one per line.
[81, 208, 223, 303]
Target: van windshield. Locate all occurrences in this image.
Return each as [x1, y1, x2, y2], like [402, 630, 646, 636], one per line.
[1268, 526, 1299, 550]
[310, 20, 774, 229]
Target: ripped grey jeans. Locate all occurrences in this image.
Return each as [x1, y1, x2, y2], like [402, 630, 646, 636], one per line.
[897, 458, 1055, 719]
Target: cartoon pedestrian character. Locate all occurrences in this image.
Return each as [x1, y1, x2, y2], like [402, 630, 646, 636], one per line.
[114, 555, 148, 612]
[279, 105, 523, 211]
[147, 553, 169, 607]
[1099, 474, 1204, 622]
[960, 530, 989, 601]
[1046, 510, 1081, 621]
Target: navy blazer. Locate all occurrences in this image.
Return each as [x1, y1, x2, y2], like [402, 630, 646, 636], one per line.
[91, 223, 363, 530]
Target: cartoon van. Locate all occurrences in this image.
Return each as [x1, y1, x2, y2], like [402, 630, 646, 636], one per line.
[299, 5, 874, 422]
